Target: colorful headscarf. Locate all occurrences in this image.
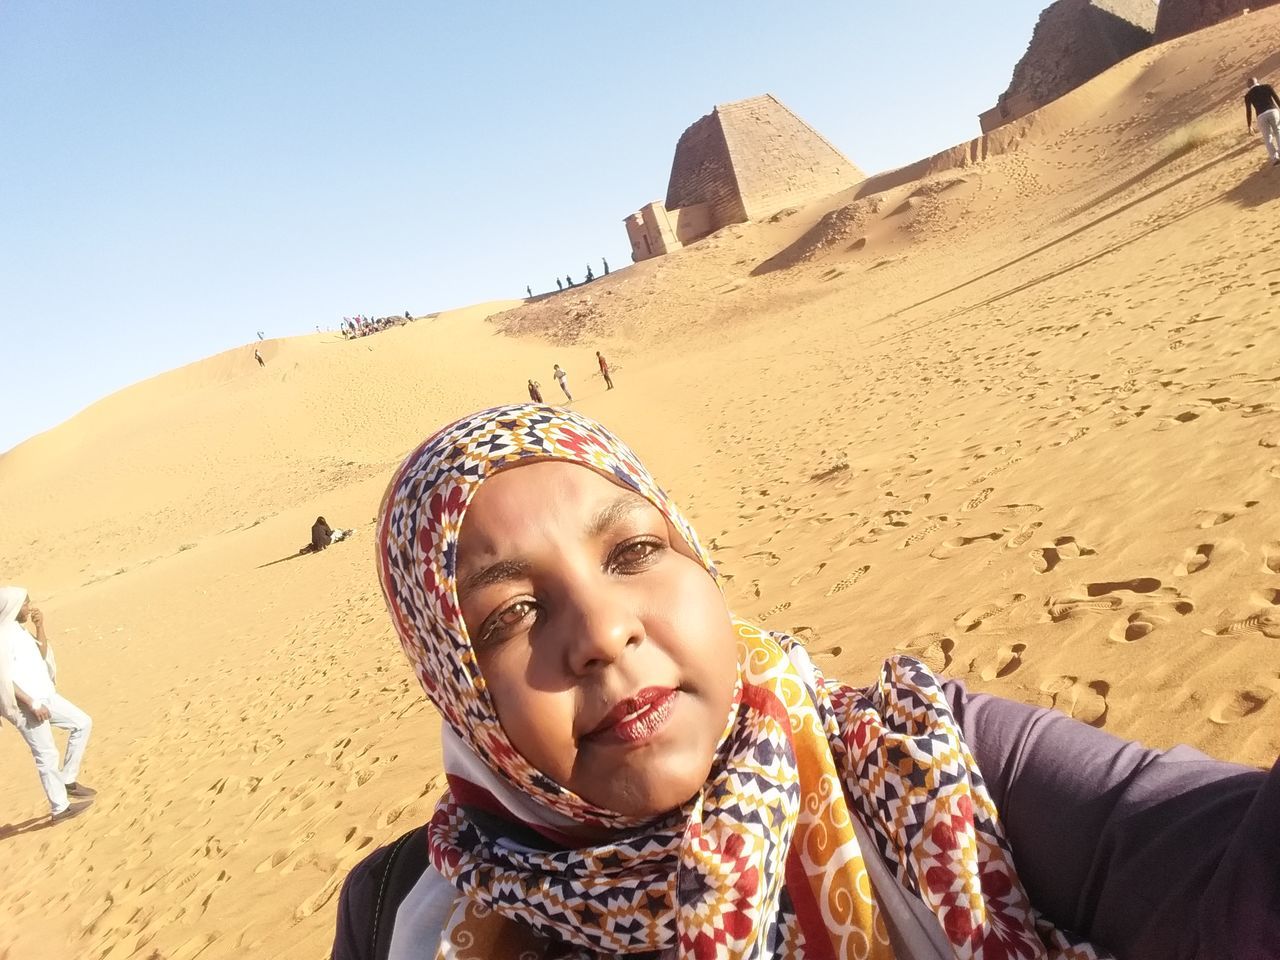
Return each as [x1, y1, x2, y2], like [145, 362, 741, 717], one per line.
[376, 404, 1106, 959]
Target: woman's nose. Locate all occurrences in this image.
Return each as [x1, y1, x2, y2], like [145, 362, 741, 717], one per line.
[563, 588, 642, 675]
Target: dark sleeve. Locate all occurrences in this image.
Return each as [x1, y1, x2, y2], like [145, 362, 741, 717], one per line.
[944, 681, 1278, 960]
[332, 841, 400, 960]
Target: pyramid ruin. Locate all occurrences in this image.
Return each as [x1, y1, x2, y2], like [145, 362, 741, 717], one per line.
[1155, 0, 1280, 41]
[981, 0, 1156, 133]
[625, 95, 863, 262]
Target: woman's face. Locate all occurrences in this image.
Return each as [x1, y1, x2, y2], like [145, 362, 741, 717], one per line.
[456, 460, 739, 819]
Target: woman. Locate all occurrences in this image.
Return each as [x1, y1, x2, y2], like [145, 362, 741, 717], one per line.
[334, 404, 1277, 959]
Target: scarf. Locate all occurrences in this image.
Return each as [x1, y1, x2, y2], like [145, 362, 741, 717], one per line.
[376, 404, 1106, 959]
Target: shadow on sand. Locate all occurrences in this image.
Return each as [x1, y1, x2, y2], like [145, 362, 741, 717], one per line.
[0, 815, 55, 841]
[256, 550, 312, 570]
[862, 141, 1260, 347]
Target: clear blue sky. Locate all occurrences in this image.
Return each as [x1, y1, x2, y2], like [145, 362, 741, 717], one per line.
[0, 1, 1048, 453]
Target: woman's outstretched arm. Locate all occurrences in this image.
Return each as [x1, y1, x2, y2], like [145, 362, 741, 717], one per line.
[944, 681, 1278, 959]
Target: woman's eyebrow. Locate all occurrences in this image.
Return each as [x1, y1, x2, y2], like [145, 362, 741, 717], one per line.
[457, 558, 530, 599]
[586, 494, 651, 538]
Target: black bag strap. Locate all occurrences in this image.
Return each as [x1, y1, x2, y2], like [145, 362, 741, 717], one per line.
[371, 824, 432, 960]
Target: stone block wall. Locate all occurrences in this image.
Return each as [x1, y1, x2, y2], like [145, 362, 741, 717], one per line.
[665, 112, 747, 230]
[715, 95, 863, 221]
[1155, 0, 1280, 41]
[1002, 0, 1156, 110]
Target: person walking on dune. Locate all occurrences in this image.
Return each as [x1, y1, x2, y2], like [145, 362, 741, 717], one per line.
[527, 379, 543, 403]
[1245, 76, 1280, 165]
[254, 348, 265, 368]
[596, 350, 614, 390]
[1, 588, 95, 821]
[553, 364, 572, 402]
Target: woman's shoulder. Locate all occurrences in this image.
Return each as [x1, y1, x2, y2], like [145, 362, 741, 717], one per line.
[332, 824, 432, 960]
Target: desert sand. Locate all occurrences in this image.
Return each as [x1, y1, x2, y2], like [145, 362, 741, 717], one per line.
[4, 10, 1280, 959]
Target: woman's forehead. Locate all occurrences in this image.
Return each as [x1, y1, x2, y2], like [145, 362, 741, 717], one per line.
[460, 461, 651, 544]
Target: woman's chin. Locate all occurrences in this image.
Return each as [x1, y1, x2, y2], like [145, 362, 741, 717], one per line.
[585, 755, 710, 821]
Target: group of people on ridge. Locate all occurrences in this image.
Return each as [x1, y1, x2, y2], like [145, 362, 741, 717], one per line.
[544, 257, 609, 295]
[526, 352, 613, 405]
[341, 313, 414, 339]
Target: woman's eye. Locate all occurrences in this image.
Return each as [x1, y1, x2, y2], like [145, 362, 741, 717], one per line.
[480, 600, 535, 644]
[612, 538, 662, 570]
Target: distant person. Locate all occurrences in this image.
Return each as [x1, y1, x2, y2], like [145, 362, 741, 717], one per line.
[1245, 76, 1280, 164]
[603, 257, 609, 275]
[566, 275, 574, 288]
[257, 330, 265, 341]
[553, 363, 572, 401]
[1, 587, 95, 822]
[556, 278, 563, 292]
[310, 516, 350, 552]
[526, 285, 533, 299]
[405, 310, 412, 321]
[254, 349, 265, 368]
[527, 379, 543, 403]
[585, 265, 594, 282]
[596, 350, 614, 390]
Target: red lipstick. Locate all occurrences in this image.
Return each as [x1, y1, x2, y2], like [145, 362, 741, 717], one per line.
[587, 687, 677, 744]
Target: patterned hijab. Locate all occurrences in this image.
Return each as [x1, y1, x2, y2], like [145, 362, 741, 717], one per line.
[376, 404, 1105, 959]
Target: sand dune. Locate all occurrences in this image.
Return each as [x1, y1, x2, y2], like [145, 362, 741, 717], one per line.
[5, 10, 1280, 958]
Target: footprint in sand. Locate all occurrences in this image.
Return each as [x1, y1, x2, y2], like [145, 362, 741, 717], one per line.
[930, 531, 1005, 560]
[1032, 536, 1097, 574]
[745, 551, 782, 567]
[899, 516, 951, 549]
[1208, 679, 1280, 725]
[1051, 578, 1193, 622]
[955, 593, 1028, 633]
[789, 562, 827, 586]
[1203, 612, 1280, 640]
[1041, 676, 1110, 727]
[996, 503, 1044, 518]
[1175, 543, 1214, 576]
[978, 642, 1027, 680]
[1263, 542, 1280, 574]
[898, 633, 956, 673]
[1049, 427, 1089, 447]
[795, 627, 844, 660]
[1197, 501, 1260, 529]
[1154, 411, 1201, 431]
[1108, 610, 1163, 643]
[1046, 595, 1124, 622]
[295, 873, 345, 921]
[825, 565, 871, 597]
[962, 487, 994, 512]
[758, 600, 792, 623]
[1003, 521, 1044, 551]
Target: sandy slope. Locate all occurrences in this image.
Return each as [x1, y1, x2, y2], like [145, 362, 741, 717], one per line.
[5, 10, 1280, 958]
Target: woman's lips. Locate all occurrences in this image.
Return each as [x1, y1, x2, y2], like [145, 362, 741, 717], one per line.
[586, 687, 678, 744]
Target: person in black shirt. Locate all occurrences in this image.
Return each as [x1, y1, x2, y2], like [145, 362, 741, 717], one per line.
[1245, 76, 1280, 164]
